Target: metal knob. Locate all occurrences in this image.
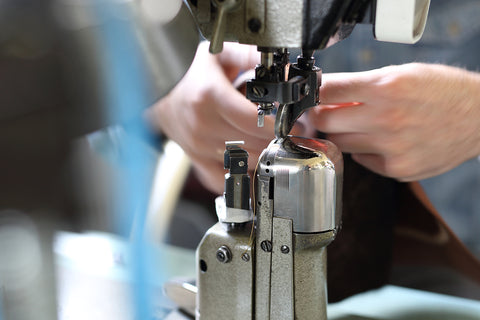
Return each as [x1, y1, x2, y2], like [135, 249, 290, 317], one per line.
[216, 245, 232, 263]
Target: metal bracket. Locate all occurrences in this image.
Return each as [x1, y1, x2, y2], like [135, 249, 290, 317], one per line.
[255, 150, 295, 319]
[270, 217, 294, 319]
[255, 173, 274, 319]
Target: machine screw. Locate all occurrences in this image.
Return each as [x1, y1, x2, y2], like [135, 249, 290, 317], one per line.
[238, 160, 245, 167]
[256, 66, 267, 78]
[252, 86, 266, 98]
[248, 18, 262, 33]
[241, 253, 250, 262]
[281, 245, 290, 254]
[261, 240, 272, 252]
[216, 246, 232, 263]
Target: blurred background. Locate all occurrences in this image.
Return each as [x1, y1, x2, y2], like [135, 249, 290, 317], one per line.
[0, 0, 198, 318]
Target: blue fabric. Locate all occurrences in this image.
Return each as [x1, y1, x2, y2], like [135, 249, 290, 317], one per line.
[93, 1, 158, 318]
[314, 0, 480, 256]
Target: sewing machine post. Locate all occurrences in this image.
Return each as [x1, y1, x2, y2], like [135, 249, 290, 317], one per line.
[171, 1, 431, 319]
[197, 136, 342, 319]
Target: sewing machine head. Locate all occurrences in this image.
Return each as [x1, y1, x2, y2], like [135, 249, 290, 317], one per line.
[185, 0, 430, 137]
[187, 0, 376, 136]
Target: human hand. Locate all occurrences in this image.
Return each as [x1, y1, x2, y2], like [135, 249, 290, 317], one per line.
[309, 63, 480, 181]
[148, 42, 306, 194]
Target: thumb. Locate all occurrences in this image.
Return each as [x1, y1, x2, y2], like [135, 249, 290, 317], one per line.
[216, 42, 260, 72]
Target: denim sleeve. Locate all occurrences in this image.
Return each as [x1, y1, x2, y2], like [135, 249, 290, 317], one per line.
[316, 0, 480, 72]
[314, 0, 480, 257]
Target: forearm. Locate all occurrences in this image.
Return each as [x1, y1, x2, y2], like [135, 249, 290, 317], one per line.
[456, 66, 480, 159]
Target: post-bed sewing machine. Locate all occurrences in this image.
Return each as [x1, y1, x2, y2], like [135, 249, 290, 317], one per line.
[166, 1, 430, 319]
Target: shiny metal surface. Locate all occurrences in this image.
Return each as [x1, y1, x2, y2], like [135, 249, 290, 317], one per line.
[274, 103, 291, 138]
[254, 145, 339, 319]
[258, 136, 343, 233]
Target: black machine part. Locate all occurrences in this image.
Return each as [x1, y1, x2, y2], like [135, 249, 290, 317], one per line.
[224, 142, 250, 210]
[302, 0, 373, 50]
[246, 48, 321, 138]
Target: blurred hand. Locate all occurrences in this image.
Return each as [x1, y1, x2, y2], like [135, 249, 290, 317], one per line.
[148, 42, 307, 194]
[309, 63, 480, 181]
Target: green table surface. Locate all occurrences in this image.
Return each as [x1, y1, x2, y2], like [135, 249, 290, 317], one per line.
[55, 232, 480, 320]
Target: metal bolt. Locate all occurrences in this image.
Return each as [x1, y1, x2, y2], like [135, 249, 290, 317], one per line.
[216, 246, 232, 263]
[261, 240, 272, 252]
[241, 253, 250, 262]
[252, 86, 266, 98]
[281, 245, 290, 254]
[248, 18, 262, 33]
[238, 161, 245, 167]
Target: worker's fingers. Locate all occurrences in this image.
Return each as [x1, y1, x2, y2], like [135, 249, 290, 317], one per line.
[215, 82, 276, 139]
[319, 71, 376, 105]
[182, 121, 269, 167]
[351, 153, 446, 182]
[350, 153, 392, 179]
[192, 159, 225, 195]
[215, 75, 310, 139]
[192, 151, 262, 196]
[308, 103, 373, 134]
[396, 166, 449, 183]
[327, 132, 376, 154]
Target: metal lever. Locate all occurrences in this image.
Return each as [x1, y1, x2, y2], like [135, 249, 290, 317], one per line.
[274, 53, 321, 139]
[209, 0, 241, 54]
[274, 104, 293, 138]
